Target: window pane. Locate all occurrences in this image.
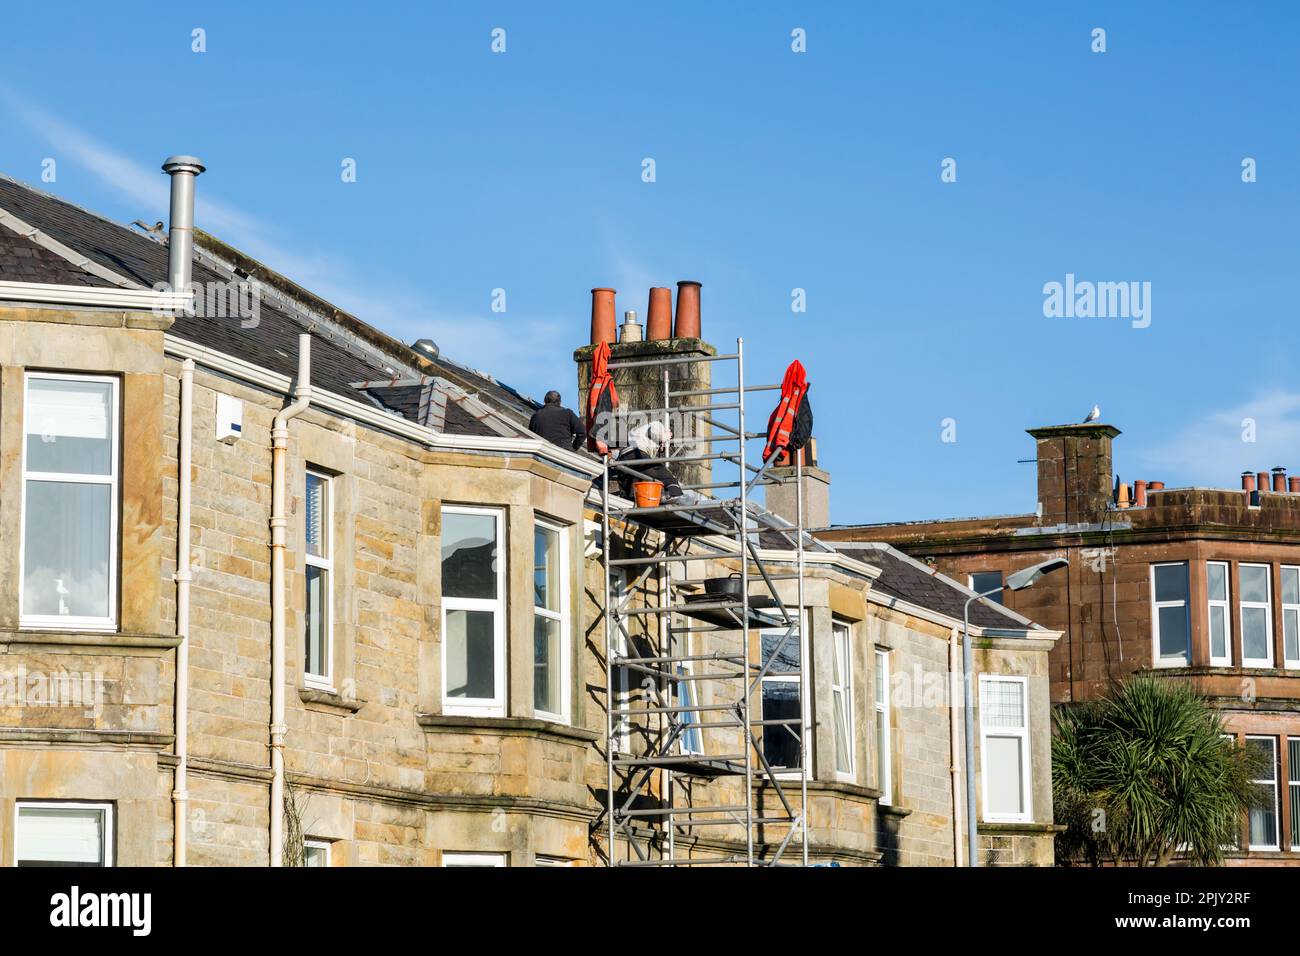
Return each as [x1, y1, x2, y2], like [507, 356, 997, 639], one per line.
[25, 378, 112, 475]
[305, 564, 328, 677]
[16, 807, 106, 866]
[1207, 563, 1228, 602]
[1291, 740, 1300, 850]
[442, 512, 498, 599]
[985, 736, 1025, 816]
[1153, 563, 1189, 603]
[1243, 607, 1270, 661]
[1250, 789, 1278, 847]
[982, 680, 1026, 729]
[534, 526, 559, 612]
[876, 709, 890, 798]
[1241, 565, 1270, 604]
[445, 609, 496, 700]
[676, 666, 701, 754]
[971, 572, 1003, 604]
[1285, 567, 1300, 606]
[761, 681, 801, 769]
[761, 630, 800, 673]
[1157, 605, 1189, 660]
[304, 844, 328, 867]
[533, 615, 561, 714]
[1210, 605, 1227, 659]
[305, 474, 325, 558]
[875, 652, 886, 705]
[23, 481, 111, 618]
[1248, 736, 1276, 774]
[832, 687, 850, 771]
[1286, 610, 1299, 663]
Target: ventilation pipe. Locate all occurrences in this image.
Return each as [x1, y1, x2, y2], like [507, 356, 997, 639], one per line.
[270, 334, 312, 867]
[162, 156, 205, 296]
[173, 358, 195, 866]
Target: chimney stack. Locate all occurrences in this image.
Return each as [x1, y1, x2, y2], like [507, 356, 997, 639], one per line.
[674, 280, 702, 339]
[590, 288, 617, 344]
[162, 155, 205, 297]
[1026, 422, 1121, 524]
[646, 287, 673, 341]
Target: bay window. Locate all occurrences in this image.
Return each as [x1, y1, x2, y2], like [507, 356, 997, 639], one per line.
[1240, 564, 1273, 667]
[441, 506, 505, 716]
[1282, 566, 1300, 669]
[533, 520, 569, 722]
[1207, 561, 1232, 666]
[979, 675, 1031, 822]
[1150, 562, 1190, 666]
[20, 374, 119, 631]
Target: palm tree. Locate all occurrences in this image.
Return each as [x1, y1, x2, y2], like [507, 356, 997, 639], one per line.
[1052, 676, 1266, 866]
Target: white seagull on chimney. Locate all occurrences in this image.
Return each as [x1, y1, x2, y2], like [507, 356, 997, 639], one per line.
[1082, 404, 1100, 423]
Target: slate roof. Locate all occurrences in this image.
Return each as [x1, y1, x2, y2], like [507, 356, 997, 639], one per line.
[0, 174, 533, 440]
[0, 221, 114, 287]
[830, 541, 1037, 630]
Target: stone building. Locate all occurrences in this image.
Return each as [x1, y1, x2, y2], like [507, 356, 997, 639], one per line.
[0, 161, 1057, 866]
[823, 421, 1300, 863]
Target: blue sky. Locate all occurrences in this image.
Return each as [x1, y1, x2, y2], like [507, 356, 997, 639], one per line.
[2, 2, 1297, 523]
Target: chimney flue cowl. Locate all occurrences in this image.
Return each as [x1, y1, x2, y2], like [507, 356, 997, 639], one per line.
[620, 309, 643, 343]
[674, 280, 702, 339]
[162, 155, 204, 301]
[1242, 471, 1256, 492]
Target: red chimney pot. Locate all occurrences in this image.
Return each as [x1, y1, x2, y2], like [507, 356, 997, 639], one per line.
[590, 288, 617, 345]
[646, 287, 673, 340]
[1133, 479, 1148, 507]
[674, 280, 702, 339]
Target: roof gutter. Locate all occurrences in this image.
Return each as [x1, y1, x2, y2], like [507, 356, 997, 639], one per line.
[162, 334, 602, 478]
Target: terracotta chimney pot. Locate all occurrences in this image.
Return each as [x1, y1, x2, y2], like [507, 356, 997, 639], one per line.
[590, 288, 617, 345]
[1258, 472, 1271, 497]
[1133, 479, 1148, 508]
[674, 280, 702, 339]
[1273, 467, 1288, 493]
[646, 287, 673, 340]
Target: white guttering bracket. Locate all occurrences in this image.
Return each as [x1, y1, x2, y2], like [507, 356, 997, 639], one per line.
[0, 280, 191, 312]
[163, 334, 603, 478]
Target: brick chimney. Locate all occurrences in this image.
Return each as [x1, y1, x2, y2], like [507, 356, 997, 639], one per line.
[1026, 423, 1121, 525]
[575, 284, 715, 491]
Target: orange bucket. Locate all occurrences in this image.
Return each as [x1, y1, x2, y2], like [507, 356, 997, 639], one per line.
[633, 480, 664, 508]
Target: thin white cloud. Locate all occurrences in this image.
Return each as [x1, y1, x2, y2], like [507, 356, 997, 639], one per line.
[0, 90, 567, 400]
[1135, 390, 1300, 487]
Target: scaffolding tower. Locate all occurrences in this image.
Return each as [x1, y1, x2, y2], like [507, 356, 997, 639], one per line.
[600, 338, 813, 867]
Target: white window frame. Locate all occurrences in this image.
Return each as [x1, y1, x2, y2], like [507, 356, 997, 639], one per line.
[14, 800, 113, 867]
[443, 851, 506, 867]
[1150, 561, 1190, 667]
[1207, 560, 1233, 667]
[303, 838, 331, 867]
[968, 571, 1004, 605]
[979, 674, 1032, 824]
[1290, 738, 1300, 852]
[1282, 566, 1300, 670]
[1239, 563, 1274, 668]
[1246, 735, 1280, 851]
[304, 469, 333, 690]
[19, 372, 120, 632]
[440, 505, 507, 717]
[830, 619, 855, 781]
[759, 612, 810, 781]
[532, 519, 570, 724]
[534, 855, 575, 867]
[611, 570, 632, 754]
[875, 648, 892, 805]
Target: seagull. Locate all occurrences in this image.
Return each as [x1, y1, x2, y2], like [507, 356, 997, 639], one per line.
[1082, 404, 1100, 423]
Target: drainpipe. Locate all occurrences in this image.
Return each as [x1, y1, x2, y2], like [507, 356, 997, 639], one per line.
[270, 334, 312, 866]
[948, 625, 963, 867]
[173, 358, 195, 866]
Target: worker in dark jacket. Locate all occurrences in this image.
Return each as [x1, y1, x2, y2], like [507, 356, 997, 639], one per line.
[528, 391, 586, 451]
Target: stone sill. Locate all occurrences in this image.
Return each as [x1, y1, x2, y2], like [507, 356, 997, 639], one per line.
[878, 803, 913, 820]
[1151, 665, 1300, 680]
[417, 713, 598, 746]
[980, 821, 1062, 835]
[0, 630, 181, 655]
[757, 778, 881, 803]
[299, 686, 365, 715]
[0, 306, 172, 331]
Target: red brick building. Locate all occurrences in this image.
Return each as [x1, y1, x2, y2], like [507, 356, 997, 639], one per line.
[821, 422, 1300, 864]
